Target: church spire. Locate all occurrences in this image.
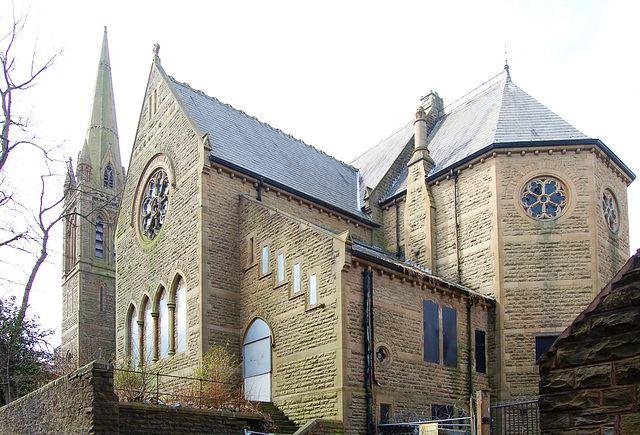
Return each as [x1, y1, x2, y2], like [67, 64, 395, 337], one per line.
[77, 27, 124, 191]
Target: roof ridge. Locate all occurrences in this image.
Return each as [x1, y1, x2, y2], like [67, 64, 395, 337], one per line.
[351, 119, 413, 164]
[167, 76, 359, 172]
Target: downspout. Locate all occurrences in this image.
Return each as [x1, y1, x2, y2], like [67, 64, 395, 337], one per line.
[453, 171, 462, 283]
[467, 295, 474, 408]
[394, 199, 401, 258]
[363, 266, 375, 435]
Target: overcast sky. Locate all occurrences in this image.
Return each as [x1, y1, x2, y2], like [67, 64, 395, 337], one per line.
[2, 0, 638, 347]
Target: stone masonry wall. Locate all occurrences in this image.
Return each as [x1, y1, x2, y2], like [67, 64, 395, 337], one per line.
[0, 360, 262, 434]
[343, 260, 493, 431]
[238, 196, 342, 427]
[497, 149, 628, 399]
[115, 64, 202, 375]
[539, 252, 640, 434]
[0, 360, 119, 434]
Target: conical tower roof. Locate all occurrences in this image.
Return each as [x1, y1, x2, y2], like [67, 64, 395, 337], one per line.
[79, 27, 123, 189]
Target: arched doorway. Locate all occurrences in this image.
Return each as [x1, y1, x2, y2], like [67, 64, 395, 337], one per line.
[243, 319, 272, 402]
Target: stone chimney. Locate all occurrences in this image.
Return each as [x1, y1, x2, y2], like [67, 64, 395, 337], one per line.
[404, 95, 442, 270]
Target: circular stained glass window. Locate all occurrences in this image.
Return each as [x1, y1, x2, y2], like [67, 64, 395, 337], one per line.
[521, 177, 568, 220]
[139, 168, 170, 240]
[602, 189, 619, 233]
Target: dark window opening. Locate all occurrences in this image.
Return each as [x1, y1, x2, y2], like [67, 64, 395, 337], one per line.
[380, 404, 391, 424]
[103, 163, 114, 189]
[442, 306, 457, 367]
[536, 335, 558, 363]
[475, 330, 486, 373]
[99, 287, 104, 312]
[423, 300, 439, 363]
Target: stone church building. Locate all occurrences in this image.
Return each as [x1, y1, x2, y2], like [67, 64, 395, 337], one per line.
[61, 31, 634, 433]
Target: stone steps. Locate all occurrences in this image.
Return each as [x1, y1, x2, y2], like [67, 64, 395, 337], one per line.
[258, 402, 299, 434]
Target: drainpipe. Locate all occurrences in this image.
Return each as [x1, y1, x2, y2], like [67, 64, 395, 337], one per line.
[467, 295, 474, 409]
[363, 267, 375, 435]
[453, 171, 462, 283]
[394, 199, 401, 258]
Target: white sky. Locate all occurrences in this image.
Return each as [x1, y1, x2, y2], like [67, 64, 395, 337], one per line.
[1, 0, 638, 347]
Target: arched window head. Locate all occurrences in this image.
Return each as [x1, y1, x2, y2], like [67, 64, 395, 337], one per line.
[95, 218, 104, 258]
[103, 163, 114, 189]
[175, 279, 187, 353]
[128, 306, 139, 367]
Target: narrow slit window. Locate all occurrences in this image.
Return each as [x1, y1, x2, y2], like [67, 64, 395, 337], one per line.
[249, 237, 254, 264]
[262, 246, 269, 275]
[309, 274, 317, 305]
[99, 287, 104, 312]
[442, 306, 458, 367]
[475, 330, 486, 373]
[277, 253, 285, 283]
[176, 284, 187, 353]
[95, 218, 104, 258]
[144, 304, 153, 365]
[423, 300, 439, 363]
[293, 263, 301, 294]
[159, 292, 168, 359]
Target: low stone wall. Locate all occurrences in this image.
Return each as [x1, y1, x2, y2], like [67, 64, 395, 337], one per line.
[0, 360, 263, 434]
[539, 253, 640, 433]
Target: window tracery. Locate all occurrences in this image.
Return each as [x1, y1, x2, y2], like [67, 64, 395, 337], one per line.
[103, 163, 114, 189]
[521, 177, 568, 220]
[602, 189, 619, 233]
[139, 168, 170, 240]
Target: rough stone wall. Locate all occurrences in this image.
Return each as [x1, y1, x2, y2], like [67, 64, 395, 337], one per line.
[342, 261, 492, 431]
[539, 252, 640, 434]
[0, 360, 119, 434]
[496, 149, 630, 399]
[593, 152, 631, 293]
[118, 403, 251, 434]
[0, 360, 262, 434]
[115, 64, 202, 375]
[380, 197, 405, 256]
[238, 196, 342, 426]
[431, 163, 495, 292]
[61, 167, 119, 364]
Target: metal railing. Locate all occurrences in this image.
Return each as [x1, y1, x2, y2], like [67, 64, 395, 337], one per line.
[378, 416, 473, 435]
[490, 398, 539, 435]
[113, 367, 246, 410]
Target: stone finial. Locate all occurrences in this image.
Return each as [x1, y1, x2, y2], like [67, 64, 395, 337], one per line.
[153, 43, 160, 58]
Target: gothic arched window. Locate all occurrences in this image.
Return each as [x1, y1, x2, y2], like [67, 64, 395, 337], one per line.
[103, 163, 114, 189]
[128, 305, 139, 367]
[175, 280, 187, 353]
[158, 289, 169, 359]
[95, 218, 104, 258]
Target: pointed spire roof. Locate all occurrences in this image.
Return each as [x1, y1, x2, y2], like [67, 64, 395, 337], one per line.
[79, 27, 123, 189]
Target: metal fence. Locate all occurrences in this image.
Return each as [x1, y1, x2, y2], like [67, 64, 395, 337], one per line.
[378, 417, 473, 435]
[490, 398, 539, 435]
[113, 367, 245, 410]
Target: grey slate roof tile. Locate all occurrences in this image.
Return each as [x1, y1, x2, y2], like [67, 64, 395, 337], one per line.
[169, 77, 369, 220]
[373, 78, 591, 202]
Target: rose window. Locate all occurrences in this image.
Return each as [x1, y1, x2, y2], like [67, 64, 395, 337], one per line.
[140, 168, 170, 240]
[602, 189, 619, 233]
[521, 177, 568, 220]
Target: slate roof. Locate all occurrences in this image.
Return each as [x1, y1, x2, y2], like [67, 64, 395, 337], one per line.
[353, 77, 598, 203]
[351, 121, 414, 196]
[168, 77, 368, 221]
[351, 239, 494, 303]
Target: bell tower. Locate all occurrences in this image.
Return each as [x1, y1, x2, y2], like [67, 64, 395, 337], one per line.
[61, 27, 124, 364]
